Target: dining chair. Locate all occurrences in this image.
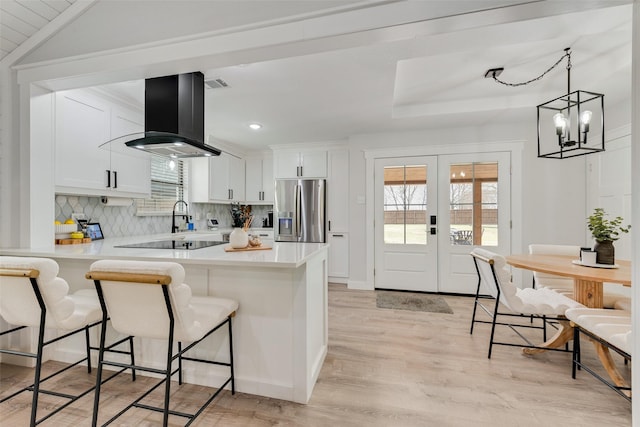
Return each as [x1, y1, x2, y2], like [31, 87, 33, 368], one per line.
[86, 259, 238, 427]
[529, 244, 631, 309]
[0, 256, 134, 426]
[565, 307, 631, 401]
[469, 248, 584, 358]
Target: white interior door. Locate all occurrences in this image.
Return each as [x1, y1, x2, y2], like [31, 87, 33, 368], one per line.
[374, 157, 438, 292]
[437, 152, 511, 294]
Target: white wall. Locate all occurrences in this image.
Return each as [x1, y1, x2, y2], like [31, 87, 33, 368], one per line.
[345, 122, 588, 286]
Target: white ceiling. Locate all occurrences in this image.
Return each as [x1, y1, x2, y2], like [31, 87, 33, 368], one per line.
[0, 0, 77, 62]
[4, 0, 634, 151]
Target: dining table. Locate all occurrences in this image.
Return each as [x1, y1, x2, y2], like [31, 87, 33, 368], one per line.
[505, 253, 631, 391]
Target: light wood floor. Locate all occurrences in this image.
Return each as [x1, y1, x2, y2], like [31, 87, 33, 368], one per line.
[1, 284, 631, 426]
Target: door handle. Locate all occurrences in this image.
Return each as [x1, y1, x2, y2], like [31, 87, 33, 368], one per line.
[105, 170, 111, 188]
[112, 171, 117, 189]
[295, 184, 301, 239]
[332, 234, 344, 237]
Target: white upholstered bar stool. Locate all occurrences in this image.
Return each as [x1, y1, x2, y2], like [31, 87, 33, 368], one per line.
[87, 259, 238, 427]
[0, 256, 133, 426]
[528, 244, 630, 309]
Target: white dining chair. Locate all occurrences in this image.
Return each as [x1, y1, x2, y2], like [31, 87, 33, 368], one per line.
[469, 248, 585, 358]
[0, 256, 134, 426]
[86, 259, 238, 427]
[529, 244, 630, 309]
[565, 307, 631, 400]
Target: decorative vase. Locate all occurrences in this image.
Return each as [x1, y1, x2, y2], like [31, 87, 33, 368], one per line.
[229, 228, 248, 249]
[593, 240, 615, 265]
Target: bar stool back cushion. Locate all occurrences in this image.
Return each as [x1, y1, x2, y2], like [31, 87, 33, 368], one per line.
[0, 256, 100, 330]
[89, 260, 236, 342]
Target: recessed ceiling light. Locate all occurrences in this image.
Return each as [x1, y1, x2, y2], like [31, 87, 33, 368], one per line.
[249, 123, 262, 130]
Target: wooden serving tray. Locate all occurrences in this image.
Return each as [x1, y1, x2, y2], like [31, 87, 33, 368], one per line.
[56, 238, 92, 245]
[224, 245, 272, 252]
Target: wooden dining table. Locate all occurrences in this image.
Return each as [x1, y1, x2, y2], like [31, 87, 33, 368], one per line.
[506, 254, 631, 308]
[505, 253, 631, 390]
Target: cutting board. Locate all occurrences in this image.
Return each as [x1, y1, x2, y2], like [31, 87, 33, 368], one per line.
[224, 245, 272, 252]
[55, 238, 92, 245]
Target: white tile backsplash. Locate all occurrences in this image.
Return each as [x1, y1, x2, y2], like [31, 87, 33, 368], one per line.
[55, 195, 273, 238]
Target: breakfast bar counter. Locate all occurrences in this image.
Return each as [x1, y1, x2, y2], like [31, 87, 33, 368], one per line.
[0, 234, 329, 404]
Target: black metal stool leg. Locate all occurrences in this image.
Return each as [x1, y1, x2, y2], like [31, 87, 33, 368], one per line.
[85, 325, 92, 373]
[129, 336, 137, 381]
[228, 317, 235, 394]
[30, 315, 47, 427]
[178, 341, 183, 385]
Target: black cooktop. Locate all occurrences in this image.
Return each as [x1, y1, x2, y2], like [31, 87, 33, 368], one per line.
[115, 240, 226, 250]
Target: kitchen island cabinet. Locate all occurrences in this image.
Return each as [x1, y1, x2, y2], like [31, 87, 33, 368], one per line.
[0, 237, 328, 404]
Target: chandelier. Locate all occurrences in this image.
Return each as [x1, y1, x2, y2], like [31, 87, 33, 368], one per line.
[486, 48, 605, 159]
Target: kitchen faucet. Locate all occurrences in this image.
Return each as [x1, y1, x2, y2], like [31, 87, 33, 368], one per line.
[172, 200, 190, 233]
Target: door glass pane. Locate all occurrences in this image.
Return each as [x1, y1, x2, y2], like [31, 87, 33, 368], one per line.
[449, 162, 498, 246]
[383, 165, 427, 245]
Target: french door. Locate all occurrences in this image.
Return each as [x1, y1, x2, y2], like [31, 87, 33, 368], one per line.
[437, 152, 511, 294]
[374, 156, 438, 292]
[373, 152, 511, 294]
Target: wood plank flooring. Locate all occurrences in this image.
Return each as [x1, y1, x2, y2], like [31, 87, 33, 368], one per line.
[1, 284, 631, 426]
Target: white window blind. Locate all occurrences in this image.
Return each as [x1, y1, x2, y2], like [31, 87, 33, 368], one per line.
[136, 157, 188, 215]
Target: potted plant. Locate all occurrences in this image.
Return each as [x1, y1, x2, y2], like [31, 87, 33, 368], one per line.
[587, 208, 631, 264]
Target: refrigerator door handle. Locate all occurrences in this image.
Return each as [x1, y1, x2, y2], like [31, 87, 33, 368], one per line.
[295, 184, 302, 239]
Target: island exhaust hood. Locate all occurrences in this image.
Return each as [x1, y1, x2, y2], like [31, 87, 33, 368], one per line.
[121, 72, 221, 158]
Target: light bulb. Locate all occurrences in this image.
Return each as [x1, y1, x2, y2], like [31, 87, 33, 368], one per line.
[580, 110, 592, 133]
[553, 113, 567, 136]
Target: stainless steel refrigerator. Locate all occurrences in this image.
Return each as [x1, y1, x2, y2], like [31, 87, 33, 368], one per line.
[274, 179, 325, 243]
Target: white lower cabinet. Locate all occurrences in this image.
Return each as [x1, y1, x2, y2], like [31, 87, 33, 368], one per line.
[328, 232, 349, 279]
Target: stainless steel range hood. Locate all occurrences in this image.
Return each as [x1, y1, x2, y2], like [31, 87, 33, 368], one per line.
[114, 72, 220, 158]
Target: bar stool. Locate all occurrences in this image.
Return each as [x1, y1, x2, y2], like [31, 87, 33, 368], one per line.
[87, 259, 238, 426]
[0, 256, 134, 426]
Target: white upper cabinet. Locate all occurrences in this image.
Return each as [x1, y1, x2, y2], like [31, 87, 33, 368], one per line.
[108, 105, 150, 195]
[274, 150, 327, 178]
[54, 89, 150, 198]
[245, 153, 274, 204]
[192, 153, 245, 203]
[327, 149, 349, 232]
[55, 90, 110, 193]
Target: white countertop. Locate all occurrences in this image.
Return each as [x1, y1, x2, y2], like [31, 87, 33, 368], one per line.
[0, 232, 326, 268]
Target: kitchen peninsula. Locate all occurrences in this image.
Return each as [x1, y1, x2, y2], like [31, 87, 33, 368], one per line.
[0, 234, 329, 404]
